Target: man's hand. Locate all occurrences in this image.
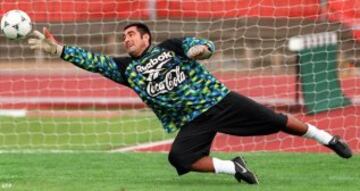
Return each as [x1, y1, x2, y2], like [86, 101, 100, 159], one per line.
[28, 27, 63, 57]
[186, 45, 212, 60]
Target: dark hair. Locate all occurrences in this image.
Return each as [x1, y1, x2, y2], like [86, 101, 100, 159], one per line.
[123, 23, 152, 45]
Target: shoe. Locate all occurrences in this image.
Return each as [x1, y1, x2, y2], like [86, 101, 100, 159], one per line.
[232, 156, 259, 184]
[326, 135, 352, 159]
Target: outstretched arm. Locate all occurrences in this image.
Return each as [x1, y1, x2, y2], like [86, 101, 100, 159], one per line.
[28, 28, 127, 85]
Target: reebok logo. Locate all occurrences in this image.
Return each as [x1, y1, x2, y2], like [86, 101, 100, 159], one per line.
[142, 58, 171, 81]
[136, 51, 174, 73]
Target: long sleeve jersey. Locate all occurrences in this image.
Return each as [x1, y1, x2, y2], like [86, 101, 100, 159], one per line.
[61, 37, 230, 133]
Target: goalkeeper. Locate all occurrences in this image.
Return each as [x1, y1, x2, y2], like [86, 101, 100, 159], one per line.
[28, 23, 352, 184]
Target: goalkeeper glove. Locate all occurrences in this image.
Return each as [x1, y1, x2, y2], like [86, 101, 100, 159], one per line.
[28, 27, 63, 57]
[186, 45, 212, 60]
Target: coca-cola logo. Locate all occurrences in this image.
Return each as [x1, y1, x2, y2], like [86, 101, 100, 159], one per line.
[146, 66, 186, 97]
[135, 51, 186, 97]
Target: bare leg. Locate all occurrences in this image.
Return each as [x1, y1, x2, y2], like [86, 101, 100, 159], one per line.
[190, 156, 237, 175]
[190, 156, 259, 184]
[282, 114, 335, 146]
[283, 114, 352, 158]
[191, 156, 214, 172]
[282, 114, 308, 136]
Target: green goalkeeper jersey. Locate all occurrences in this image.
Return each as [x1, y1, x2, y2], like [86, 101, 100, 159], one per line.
[61, 37, 230, 133]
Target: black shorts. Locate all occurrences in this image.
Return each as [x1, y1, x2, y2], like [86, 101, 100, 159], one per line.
[169, 91, 288, 175]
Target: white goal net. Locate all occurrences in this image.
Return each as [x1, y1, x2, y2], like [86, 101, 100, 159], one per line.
[0, 0, 359, 153]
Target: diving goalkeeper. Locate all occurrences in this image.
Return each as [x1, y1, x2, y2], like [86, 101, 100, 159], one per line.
[28, 23, 352, 184]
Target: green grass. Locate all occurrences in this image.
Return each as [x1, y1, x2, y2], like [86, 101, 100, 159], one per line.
[1, 115, 359, 190]
[0, 116, 173, 150]
[0, 152, 358, 191]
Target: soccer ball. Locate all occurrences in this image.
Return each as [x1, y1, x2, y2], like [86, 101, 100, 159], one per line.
[1, 10, 32, 40]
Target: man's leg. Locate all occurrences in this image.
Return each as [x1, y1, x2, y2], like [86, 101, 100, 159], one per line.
[190, 156, 215, 172]
[190, 156, 259, 184]
[283, 114, 332, 143]
[283, 114, 352, 158]
[167, 102, 258, 184]
[216, 92, 352, 159]
[168, 130, 258, 184]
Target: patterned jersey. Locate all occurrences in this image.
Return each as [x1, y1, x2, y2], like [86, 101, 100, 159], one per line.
[61, 37, 230, 133]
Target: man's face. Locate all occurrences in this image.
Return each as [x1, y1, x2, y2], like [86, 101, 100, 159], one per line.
[123, 26, 149, 57]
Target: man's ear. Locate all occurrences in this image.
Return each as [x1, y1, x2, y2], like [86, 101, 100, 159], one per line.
[143, 33, 150, 42]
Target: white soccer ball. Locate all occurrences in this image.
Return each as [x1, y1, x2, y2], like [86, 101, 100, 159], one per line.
[1, 10, 32, 40]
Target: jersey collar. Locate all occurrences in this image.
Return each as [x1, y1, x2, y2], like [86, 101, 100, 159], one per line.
[131, 45, 152, 59]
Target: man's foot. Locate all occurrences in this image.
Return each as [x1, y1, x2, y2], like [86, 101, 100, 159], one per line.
[232, 156, 259, 184]
[326, 135, 352, 159]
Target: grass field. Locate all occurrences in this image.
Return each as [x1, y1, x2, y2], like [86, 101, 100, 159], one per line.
[0, 115, 172, 151]
[1, 115, 359, 190]
[0, 152, 358, 191]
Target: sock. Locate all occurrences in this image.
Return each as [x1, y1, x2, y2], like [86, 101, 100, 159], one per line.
[303, 123, 333, 145]
[212, 158, 236, 175]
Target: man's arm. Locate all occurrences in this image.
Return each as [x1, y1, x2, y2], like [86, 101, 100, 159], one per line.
[28, 28, 128, 85]
[61, 46, 127, 85]
[182, 37, 215, 60]
[159, 37, 215, 60]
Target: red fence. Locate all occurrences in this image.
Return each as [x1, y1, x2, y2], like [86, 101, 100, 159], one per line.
[0, 0, 321, 21]
[0, 0, 148, 21]
[156, 0, 321, 19]
[327, 0, 360, 41]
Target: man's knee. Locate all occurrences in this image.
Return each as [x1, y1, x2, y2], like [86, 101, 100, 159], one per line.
[168, 151, 192, 175]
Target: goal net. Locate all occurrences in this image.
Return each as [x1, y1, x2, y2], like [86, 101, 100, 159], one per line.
[0, 0, 359, 153]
